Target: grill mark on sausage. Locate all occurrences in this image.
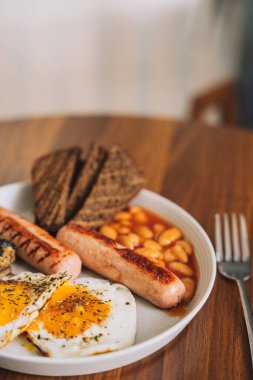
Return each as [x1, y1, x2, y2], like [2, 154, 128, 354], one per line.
[2, 224, 12, 233]
[121, 249, 175, 283]
[0, 224, 4, 234]
[50, 260, 61, 269]
[68, 222, 120, 249]
[0, 220, 9, 235]
[27, 245, 41, 257]
[0, 225, 5, 233]
[10, 231, 22, 240]
[19, 238, 32, 250]
[13, 232, 23, 243]
[37, 251, 51, 263]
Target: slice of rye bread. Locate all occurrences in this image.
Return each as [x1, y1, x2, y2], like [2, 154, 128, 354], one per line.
[33, 147, 81, 220]
[74, 145, 145, 228]
[66, 144, 107, 220]
[40, 156, 79, 231]
[32, 147, 81, 233]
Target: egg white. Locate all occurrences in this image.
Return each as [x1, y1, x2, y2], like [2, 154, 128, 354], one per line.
[0, 272, 69, 348]
[27, 278, 137, 357]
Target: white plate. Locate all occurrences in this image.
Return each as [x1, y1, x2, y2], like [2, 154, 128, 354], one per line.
[0, 182, 216, 376]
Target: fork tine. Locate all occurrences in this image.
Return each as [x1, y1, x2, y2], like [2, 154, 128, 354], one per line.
[231, 213, 241, 261]
[224, 213, 232, 261]
[239, 214, 250, 262]
[215, 213, 223, 262]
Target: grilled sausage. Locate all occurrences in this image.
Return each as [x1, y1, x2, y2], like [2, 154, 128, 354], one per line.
[57, 221, 185, 308]
[0, 207, 82, 279]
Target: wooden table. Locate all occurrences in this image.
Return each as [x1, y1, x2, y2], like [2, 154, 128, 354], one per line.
[0, 115, 252, 380]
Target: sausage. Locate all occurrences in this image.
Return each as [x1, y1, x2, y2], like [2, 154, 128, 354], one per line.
[57, 221, 185, 308]
[0, 207, 82, 279]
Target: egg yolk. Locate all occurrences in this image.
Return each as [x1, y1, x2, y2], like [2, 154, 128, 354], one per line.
[0, 281, 33, 326]
[28, 283, 111, 339]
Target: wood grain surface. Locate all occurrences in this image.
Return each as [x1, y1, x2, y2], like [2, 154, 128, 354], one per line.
[0, 115, 252, 380]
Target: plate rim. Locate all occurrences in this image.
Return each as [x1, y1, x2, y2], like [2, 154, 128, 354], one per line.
[0, 181, 216, 365]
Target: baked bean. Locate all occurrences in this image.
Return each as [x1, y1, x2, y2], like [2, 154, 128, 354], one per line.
[170, 245, 188, 263]
[135, 247, 163, 260]
[168, 262, 193, 276]
[129, 206, 141, 214]
[163, 249, 176, 263]
[153, 223, 165, 235]
[111, 223, 121, 230]
[118, 235, 132, 248]
[181, 277, 195, 301]
[100, 226, 117, 240]
[128, 233, 140, 247]
[157, 259, 166, 267]
[135, 226, 153, 239]
[118, 227, 130, 234]
[134, 212, 148, 223]
[120, 220, 132, 227]
[152, 258, 165, 266]
[176, 240, 192, 255]
[158, 228, 182, 246]
[118, 233, 140, 249]
[143, 239, 162, 251]
[115, 211, 132, 221]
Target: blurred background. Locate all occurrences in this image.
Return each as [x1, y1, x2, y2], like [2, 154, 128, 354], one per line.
[0, 0, 248, 127]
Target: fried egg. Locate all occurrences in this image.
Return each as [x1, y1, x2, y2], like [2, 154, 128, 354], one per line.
[0, 272, 69, 348]
[27, 278, 136, 357]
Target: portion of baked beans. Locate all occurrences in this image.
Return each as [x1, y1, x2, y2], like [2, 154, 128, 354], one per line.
[99, 206, 198, 303]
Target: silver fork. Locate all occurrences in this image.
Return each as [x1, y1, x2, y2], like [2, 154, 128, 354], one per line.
[215, 213, 253, 365]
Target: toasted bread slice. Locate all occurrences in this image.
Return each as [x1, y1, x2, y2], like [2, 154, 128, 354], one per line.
[32, 147, 81, 233]
[74, 145, 145, 228]
[66, 144, 107, 220]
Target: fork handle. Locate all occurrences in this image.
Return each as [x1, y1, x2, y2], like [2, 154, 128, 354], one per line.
[237, 280, 253, 365]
